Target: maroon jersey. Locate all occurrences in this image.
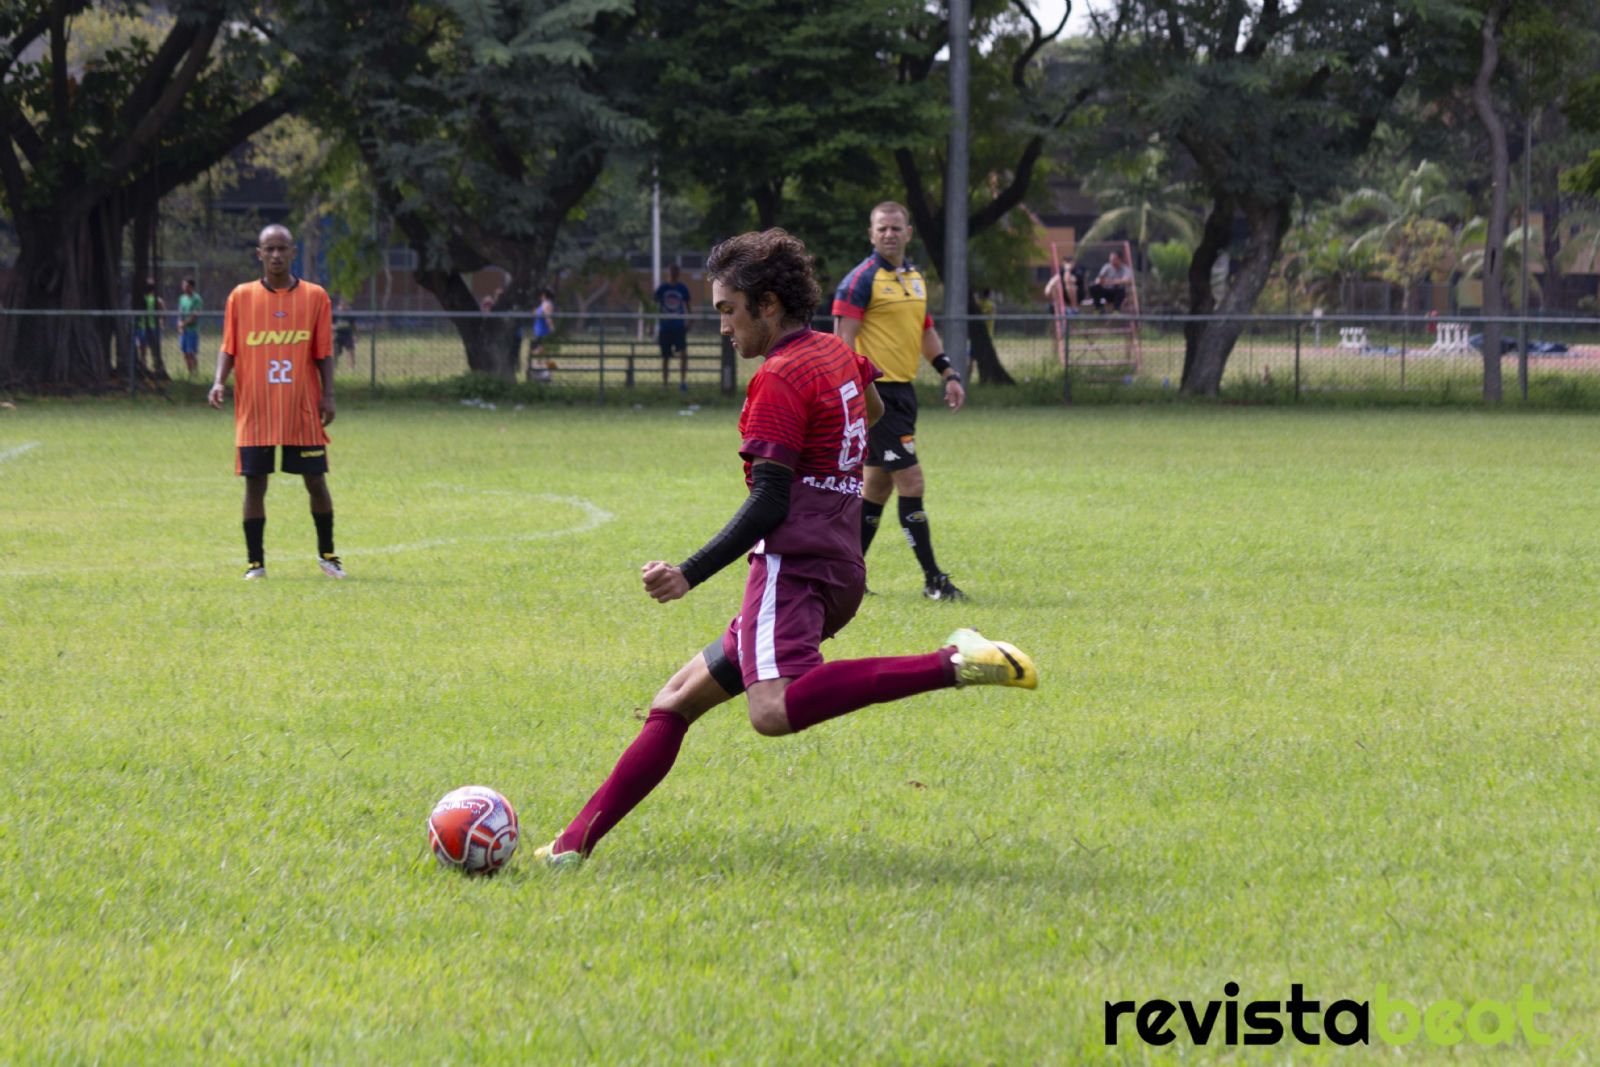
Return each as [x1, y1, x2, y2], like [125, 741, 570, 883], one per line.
[739, 328, 881, 563]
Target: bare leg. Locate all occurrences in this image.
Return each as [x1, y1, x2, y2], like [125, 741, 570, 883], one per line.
[302, 472, 333, 514]
[243, 474, 269, 521]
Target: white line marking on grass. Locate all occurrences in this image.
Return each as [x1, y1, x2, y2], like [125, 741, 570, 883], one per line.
[0, 441, 40, 465]
[349, 493, 614, 557]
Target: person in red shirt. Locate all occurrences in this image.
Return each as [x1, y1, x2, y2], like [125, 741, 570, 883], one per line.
[531, 229, 1037, 869]
[208, 224, 343, 580]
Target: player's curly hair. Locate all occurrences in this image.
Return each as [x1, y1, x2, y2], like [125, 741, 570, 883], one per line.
[705, 229, 821, 325]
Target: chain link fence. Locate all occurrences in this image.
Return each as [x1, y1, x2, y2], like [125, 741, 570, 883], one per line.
[4, 309, 1600, 404]
[1047, 312, 1600, 402]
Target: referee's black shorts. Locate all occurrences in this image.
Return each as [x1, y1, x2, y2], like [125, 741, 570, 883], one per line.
[867, 381, 919, 471]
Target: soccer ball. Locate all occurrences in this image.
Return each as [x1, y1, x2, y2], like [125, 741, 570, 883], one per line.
[427, 785, 519, 875]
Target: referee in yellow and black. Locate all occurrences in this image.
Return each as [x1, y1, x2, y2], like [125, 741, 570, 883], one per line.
[832, 201, 967, 602]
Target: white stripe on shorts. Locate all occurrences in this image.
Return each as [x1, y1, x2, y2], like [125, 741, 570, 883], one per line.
[755, 553, 783, 681]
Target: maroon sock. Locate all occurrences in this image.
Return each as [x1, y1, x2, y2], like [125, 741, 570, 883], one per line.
[783, 649, 957, 733]
[555, 708, 688, 855]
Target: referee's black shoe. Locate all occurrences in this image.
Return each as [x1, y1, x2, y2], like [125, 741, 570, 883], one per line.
[923, 572, 967, 602]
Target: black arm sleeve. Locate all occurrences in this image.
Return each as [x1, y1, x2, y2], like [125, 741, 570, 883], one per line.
[678, 462, 792, 589]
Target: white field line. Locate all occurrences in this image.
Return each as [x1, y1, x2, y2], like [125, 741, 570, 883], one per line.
[0, 491, 614, 578]
[350, 493, 614, 557]
[0, 441, 40, 465]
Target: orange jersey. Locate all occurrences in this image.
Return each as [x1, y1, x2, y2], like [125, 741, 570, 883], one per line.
[221, 278, 333, 447]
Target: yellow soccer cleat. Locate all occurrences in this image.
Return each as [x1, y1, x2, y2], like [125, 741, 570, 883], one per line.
[947, 628, 1038, 689]
[531, 839, 585, 870]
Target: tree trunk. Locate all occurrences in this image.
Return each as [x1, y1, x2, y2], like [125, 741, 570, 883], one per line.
[414, 268, 522, 380]
[1471, 0, 1511, 403]
[1180, 194, 1232, 391]
[1182, 198, 1291, 396]
[0, 203, 126, 391]
[753, 183, 781, 231]
[965, 289, 1013, 385]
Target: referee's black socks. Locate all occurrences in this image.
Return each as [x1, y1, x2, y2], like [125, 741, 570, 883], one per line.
[898, 496, 942, 580]
[861, 499, 884, 555]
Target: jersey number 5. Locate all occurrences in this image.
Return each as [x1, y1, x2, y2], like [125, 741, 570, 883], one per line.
[267, 359, 294, 384]
[837, 380, 867, 470]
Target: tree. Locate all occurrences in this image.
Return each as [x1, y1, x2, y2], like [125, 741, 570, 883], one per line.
[0, 2, 296, 390]
[1143, 237, 1194, 309]
[1078, 137, 1200, 258]
[1372, 218, 1459, 314]
[1469, 0, 1513, 400]
[1456, 216, 1553, 309]
[1338, 161, 1465, 312]
[891, 2, 1111, 385]
[1278, 211, 1383, 314]
[1561, 75, 1600, 197]
[549, 151, 707, 322]
[1341, 162, 1466, 253]
[640, 0, 932, 281]
[1104, 0, 1447, 395]
[289, 0, 647, 379]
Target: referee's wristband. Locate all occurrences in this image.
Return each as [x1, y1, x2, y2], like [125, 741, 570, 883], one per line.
[931, 354, 959, 384]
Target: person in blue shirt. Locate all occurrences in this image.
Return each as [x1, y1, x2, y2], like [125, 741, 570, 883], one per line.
[528, 289, 555, 381]
[653, 264, 692, 391]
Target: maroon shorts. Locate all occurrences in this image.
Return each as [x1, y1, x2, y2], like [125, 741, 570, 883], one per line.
[720, 552, 866, 688]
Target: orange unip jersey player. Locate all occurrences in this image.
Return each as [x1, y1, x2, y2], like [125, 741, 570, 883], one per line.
[208, 224, 344, 580]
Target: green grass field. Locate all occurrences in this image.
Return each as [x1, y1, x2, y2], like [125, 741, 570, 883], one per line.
[2, 399, 1597, 1063]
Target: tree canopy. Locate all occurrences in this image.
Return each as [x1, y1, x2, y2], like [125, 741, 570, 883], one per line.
[1100, 0, 1457, 394]
[0, 1, 297, 388]
[286, 0, 648, 377]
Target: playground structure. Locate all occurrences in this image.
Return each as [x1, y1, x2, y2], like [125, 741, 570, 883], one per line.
[1049, 240, 1142, 381]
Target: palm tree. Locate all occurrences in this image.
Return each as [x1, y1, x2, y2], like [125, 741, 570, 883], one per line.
[1282, 211, 1383, 312]
[1552, 204, 1600, 298]
[1456, 218, 1544, 310]
[1341, 160, 1468, 254]
[1079, 140, 1201, 261]
[1338, 161, 1467, 312]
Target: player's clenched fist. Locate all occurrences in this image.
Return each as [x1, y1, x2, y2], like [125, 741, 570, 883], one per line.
[642, 561, 689, 603]
[208, 383, 226, 408]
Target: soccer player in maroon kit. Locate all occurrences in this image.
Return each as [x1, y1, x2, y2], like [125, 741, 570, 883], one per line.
[532, 230, 1036, 868]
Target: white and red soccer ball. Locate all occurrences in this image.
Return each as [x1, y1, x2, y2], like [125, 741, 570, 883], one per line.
[427, 786, 519, 874]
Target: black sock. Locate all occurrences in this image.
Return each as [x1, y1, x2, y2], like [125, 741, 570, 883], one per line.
[898, 496, 941, 580]
[861, 499, 885, 555]
[244, 517, 265, 566]
[313, 510, 335, 557]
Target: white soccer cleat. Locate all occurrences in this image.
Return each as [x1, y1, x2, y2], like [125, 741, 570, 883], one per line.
[243, 563, 266, 580]
[318, 554, 346, 579]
